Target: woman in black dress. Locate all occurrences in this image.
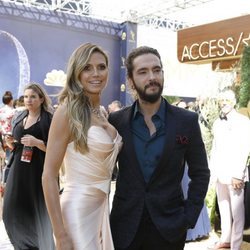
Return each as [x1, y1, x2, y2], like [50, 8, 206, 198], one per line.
[3, 83, 55, 250]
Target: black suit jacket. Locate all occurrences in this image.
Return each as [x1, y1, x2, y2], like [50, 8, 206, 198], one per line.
[109, 99, 210, 249]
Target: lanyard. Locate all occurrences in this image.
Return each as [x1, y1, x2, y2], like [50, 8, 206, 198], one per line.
[23, 114, 40, 128]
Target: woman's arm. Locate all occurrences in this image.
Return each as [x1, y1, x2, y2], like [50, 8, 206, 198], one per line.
[21, 135, 47, 152]
[42, 104, 73, 250]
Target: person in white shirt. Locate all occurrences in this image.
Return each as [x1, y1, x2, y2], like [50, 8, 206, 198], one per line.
[209, 90, 250, 250]
[0, 91, 14, 136]
[0, 91, 15, 162]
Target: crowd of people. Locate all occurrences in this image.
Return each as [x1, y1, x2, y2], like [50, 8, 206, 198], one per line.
[0, 43, 249, 250]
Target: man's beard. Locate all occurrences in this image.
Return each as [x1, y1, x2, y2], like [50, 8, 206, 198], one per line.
[133, 80, 163, 103]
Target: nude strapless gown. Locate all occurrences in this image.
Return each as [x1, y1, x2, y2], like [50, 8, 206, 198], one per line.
[60, 126, 122, 250]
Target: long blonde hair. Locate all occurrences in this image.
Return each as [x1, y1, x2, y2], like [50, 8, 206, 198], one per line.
[59, 43, 109, 154]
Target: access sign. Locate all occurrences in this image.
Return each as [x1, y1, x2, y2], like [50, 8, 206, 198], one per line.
[177, 15, 250, 63]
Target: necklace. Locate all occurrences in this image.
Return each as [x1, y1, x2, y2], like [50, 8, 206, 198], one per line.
[91, 107, 103, 119]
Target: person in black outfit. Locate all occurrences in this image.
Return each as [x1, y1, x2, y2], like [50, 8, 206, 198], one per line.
[3, 83, 55, 250]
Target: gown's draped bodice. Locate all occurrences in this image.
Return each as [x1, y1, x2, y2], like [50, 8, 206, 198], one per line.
[61, 126, 122, 250]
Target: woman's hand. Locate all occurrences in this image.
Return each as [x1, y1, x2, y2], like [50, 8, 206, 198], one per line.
[5, 134, 14, 150]
[21, 134, 46, 152]
[21, 134, 37, 147]
[56, 232, 74, 250]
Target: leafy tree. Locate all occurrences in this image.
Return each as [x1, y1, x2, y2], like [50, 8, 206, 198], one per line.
[163, 95, 180, 104]
[239, 45, 250, 108]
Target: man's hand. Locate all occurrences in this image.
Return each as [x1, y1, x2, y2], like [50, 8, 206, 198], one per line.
[231, 177, 244, 190]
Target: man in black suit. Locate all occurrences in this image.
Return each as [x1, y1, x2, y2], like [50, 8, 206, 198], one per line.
[109, 46, 210, 250]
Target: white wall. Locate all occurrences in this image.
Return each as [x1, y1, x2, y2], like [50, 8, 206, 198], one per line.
[137, 25, 235, 98]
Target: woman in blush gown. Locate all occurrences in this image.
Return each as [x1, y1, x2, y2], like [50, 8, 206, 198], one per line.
[42, 43, 122, 250]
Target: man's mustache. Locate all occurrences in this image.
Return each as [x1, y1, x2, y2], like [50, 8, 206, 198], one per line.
[145, 81, 161, 89]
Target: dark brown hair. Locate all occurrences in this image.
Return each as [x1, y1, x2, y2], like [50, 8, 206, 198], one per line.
[125, 46, 162, 79]
[2, 91, 13, 105]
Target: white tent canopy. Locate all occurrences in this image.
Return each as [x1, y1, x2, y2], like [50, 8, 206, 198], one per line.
[2, 0, 250, 30]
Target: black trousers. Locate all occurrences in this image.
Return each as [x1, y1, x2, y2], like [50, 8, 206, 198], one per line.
[244, 174, 250, 229]
[115, 208, 186, 250]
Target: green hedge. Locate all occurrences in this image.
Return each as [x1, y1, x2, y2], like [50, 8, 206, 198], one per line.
[239, 45, 250, 108]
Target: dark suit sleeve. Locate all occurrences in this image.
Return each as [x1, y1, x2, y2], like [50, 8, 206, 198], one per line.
[184, 113, 210, 228]
[108, 110, 121, 128]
